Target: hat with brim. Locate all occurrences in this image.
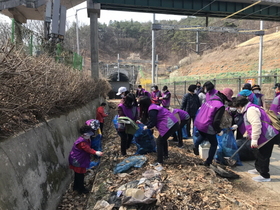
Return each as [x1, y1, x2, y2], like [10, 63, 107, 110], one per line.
[220, 88, 233, 101]
[252, 85, 261, 91]
[116, 87, 127, 95]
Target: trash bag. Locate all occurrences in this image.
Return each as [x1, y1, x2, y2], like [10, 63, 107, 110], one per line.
[236, 138, 256, 161]
[192, 126, 201, 145]
[179, 124, 188, 139]
[215, 129, 242, 166]
[91, 134, 102, 151]
[114, 155, 147, 174]
[133, 124, 156, 155]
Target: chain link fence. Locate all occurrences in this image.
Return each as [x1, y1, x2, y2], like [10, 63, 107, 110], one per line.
[144, 74, 278, 108]
[0, 18, 83, 70]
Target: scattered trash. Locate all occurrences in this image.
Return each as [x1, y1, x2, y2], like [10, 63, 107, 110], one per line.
[114, 155, 147, 174]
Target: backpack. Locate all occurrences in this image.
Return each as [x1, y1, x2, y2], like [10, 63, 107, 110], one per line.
[262, 110, 280, 131]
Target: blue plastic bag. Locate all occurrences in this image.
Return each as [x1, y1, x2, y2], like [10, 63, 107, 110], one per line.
[91, 134, 102, 151]
[133, 124, 156, 155]
[182, 124, 188, 139]
[215, 129, 242, 166]
[114, 155, 147, 174]
[192, 126, 200, 145]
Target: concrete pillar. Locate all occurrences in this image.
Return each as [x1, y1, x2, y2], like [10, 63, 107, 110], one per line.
[87, 1, 100, 79]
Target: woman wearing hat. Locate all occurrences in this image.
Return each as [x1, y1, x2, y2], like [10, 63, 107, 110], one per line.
[194, 88, 234, 166]
[252, 85, 266, 109]
[237, 83, 258, 105]
[235, 96, 279, 182]
[270, 83, 280, 117]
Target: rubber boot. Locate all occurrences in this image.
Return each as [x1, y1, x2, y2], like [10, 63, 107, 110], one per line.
[76, 173, 89, 194]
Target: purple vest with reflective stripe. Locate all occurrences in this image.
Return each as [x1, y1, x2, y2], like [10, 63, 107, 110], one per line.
[118, 103, 137, 121]
[148, 104, 178, 136]
[68, 137, 91, 168]
[173, 109, 190, 121]
[194, 96, 223, 134]
[270, 93, 280, 115]
[161, 91, 171, 107]
[244, 103, 278, 147]
[255, 93, 263, 107]
[205, 89, 218, 101]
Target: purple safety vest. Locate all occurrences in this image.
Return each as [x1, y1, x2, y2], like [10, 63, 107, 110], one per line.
[254, 93, 263, 107]
[118, 103, 137, 121]
[173, 109, 190, 121]
[244, 103, 279, 147]
[68, 137, 91, 168]
[270, 92, 280, 116]
[151, 90, 162, 105]
[237, 92, 255, 104]
[194, 96, 224, 134]
[205, 89, 218, 102]
[148, 104, 178, 136]
[161, 91, 171, 107]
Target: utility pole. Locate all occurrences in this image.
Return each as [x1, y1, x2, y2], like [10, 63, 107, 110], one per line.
[117, 54, 120, 81]
[156, 54, 159, 84]
[152, 14, 156, 85]
[75, 7, 87, 55]
[258, 20, 264, 87]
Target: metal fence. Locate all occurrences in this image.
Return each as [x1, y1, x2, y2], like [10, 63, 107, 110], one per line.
[145, 74, 278, 107]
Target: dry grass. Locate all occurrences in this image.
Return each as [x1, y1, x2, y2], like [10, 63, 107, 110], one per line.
[172, 31, 280, 77]
[0, 44, 111, 140]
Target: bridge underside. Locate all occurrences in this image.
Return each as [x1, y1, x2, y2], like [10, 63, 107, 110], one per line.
[94, 0, 280, 22]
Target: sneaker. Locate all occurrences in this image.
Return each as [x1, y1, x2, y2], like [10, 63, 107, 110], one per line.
[193, 147, 199, 156]
[252, 175, 271, 182]
[248, 169, 259, 175]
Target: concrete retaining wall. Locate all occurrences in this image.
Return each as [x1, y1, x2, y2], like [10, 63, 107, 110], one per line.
[0, 98, 103, 210]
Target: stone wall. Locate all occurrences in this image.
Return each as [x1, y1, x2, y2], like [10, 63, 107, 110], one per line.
[0, 98, 103, 210]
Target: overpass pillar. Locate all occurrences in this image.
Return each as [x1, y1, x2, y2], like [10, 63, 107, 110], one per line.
[87, 1, 100, 79]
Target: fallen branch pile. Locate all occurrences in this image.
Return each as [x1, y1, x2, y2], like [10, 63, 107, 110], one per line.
[0, 44, 111, 140]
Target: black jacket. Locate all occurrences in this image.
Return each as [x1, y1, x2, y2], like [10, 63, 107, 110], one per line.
[180, 92, 200, 117]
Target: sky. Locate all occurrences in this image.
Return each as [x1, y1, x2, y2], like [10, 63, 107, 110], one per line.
[0, 2, 185, 27]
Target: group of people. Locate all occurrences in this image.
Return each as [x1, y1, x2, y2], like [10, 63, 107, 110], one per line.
[67, 81, 280, 194]
[117, 81, 280, 183]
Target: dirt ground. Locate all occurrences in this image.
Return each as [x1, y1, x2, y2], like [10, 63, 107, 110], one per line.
[57, 102, 280, 210]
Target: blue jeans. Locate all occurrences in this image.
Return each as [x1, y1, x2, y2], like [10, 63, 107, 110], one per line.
[195, 131, 218, 164]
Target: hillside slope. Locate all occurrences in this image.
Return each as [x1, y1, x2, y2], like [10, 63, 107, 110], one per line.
[170, 31, 280, 79]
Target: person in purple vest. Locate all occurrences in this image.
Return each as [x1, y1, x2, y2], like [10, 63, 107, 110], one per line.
[203, 81, 218, 102]
[151, 85, 162, 105]
[117, 92, 138, 156]
[237, 83, 258, 105]
[235, 96, 280, 182]
[270, 83, 280, 118]
[136, 85, 151, 99]
[169, 108, 190, 147]
[139, 96, 179, 164]
[252, 85, 266, 109]
[68, 125, 103, 194]
[194, 88, 234, 166]
[159, 86, 171, 109]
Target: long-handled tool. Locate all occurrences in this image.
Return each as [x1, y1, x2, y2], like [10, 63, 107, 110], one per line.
[224, 139, 249, 166]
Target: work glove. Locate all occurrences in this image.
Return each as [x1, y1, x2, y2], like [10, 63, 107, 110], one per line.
[217, 131, 223, 136]
[143, 126, 148, 130]
[231, 124, 238, 130]
[95, 151, 103, 157]
[251, 140, 258, 148]
[136, 120, 142, 124]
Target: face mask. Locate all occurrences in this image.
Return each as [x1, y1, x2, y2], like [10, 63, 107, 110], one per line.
[253, 90, 260, 94]
[237, 108, 243, 114]
[121, 94, 125, 98]
[138, 88, 141, 91]
[204, 88, 207, 93]
[197, 86, 201, 89]
[83, 134, 91, 139]
[229, 107, 237, 112]
[152, 88, 155, 91]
